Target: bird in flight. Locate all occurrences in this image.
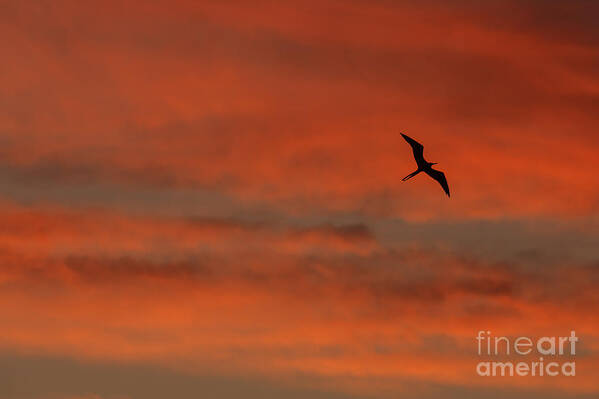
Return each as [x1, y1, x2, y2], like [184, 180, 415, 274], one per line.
[400, 133, 450, 197]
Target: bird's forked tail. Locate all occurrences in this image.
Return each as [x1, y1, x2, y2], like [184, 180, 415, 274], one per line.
[402, 169, 421, 181]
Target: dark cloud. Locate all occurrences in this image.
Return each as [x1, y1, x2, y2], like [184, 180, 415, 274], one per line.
[0, 352, 364, 399]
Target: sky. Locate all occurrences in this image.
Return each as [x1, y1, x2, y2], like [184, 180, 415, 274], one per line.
[1, 0, 599, 398]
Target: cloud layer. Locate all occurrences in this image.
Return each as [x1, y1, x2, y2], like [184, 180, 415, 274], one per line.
[1, 0, 598, 398]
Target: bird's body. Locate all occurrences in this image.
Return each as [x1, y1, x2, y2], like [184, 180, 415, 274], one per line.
[400, 133, 450, 197]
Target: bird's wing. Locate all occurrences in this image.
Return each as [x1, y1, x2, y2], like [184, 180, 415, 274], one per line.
[401, 133, 425, 165]
[424, 168, 450, 197]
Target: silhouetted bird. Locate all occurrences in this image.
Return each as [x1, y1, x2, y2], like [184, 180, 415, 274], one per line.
[401, 133, 450, 197]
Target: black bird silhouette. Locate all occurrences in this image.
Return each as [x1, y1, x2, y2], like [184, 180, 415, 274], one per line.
[401, 133, 450, 197]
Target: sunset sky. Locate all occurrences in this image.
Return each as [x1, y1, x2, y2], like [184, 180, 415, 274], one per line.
[1, 1, 599, 398]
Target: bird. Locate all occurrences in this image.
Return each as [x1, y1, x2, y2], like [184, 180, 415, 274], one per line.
[400, 133, 450, 197]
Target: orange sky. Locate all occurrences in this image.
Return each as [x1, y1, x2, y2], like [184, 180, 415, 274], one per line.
[1, 1, 599, 398]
